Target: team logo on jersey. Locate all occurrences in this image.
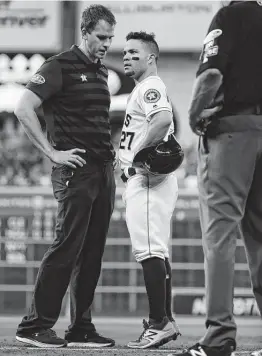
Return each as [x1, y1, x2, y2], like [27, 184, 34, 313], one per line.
[144, 89, 161, 103]
[30, 74, 45, 85]
[200, 29, 222, 64]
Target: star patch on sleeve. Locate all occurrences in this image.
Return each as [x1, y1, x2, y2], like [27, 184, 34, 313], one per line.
[144, 89, 161, 103]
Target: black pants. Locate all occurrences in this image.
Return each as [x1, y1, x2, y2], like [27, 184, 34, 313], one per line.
[18, 159, 116, 334]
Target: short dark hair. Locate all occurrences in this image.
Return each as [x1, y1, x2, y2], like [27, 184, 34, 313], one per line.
[81, 4, 116, 35]
[126, 31, 160, 61]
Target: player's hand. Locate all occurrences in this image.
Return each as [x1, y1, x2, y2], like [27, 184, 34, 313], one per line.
[50, 148, 86, 168]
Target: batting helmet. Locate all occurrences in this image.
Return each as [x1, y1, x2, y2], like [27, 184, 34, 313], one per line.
[133, 134, 184, 174]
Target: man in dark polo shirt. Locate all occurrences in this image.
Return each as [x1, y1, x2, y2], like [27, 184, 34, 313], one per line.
[14, 4, 116, 348]
[176, 2, 262, 356]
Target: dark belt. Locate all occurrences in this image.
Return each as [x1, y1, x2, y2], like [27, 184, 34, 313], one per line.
[206, 104, 262, 138]
[219, 103, 262, 117]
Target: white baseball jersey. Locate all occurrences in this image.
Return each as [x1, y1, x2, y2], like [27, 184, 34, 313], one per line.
[119, 75, 174, 169]
[120, 75, 178, 263]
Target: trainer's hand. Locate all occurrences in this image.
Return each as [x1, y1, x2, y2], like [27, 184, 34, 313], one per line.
[50, 148, 86, 168]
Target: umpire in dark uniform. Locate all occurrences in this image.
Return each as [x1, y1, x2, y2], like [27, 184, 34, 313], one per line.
[14, 4, 116, 348]
[178, 2, 262, 356]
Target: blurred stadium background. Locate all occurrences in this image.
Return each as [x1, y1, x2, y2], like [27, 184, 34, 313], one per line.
[0, 0, 259, 321]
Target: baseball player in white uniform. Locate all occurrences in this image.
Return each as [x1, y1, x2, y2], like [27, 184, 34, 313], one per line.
[118, 31, 181, 349]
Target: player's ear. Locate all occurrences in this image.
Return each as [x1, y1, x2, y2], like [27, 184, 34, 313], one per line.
[148, 54, 155, 64]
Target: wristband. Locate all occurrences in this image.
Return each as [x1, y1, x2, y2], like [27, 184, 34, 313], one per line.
[120, 167, 136, 183]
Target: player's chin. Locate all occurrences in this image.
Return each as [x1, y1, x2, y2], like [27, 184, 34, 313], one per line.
[124, 68, 135, 77]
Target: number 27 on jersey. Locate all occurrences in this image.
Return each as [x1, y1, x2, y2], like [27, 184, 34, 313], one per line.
[119, 114, 135, 150]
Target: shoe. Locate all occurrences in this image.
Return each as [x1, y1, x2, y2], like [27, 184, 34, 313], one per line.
[65, 330, 115, 348]
[170, 318, 182, 340]
[16, 329, 67, 348]
[176, 340, 236, 356]
[127, 316, 176, 349]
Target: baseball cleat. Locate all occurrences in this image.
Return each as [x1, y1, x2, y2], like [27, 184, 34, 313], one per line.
[16, 329, 67, 348]
[176, 340, 236, 356]
[127, 316, 176, 349]
[152, 319, 182, 348]
[65, 330, 115, 347]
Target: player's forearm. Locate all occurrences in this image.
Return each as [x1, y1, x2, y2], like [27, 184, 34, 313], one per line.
[15, 107, 54, 160]
[188, 68, 223, 124]
[137, 112, 171, 151]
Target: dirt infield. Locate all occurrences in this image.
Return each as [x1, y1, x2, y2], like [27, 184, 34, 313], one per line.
[0, 316, 261, 356]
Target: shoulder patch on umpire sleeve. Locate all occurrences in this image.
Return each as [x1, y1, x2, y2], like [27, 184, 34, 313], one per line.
[203, 29, 222, 45]
[30, 74, 45, 84]
[200, 29, 222, 64]
[144, 89, 161, 103]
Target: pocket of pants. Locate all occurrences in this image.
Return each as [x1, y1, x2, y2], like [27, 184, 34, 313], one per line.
[51, 165, 79, 201]
[60, 165, 75, 187]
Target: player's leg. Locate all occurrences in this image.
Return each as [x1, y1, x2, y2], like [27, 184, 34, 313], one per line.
[65, 162, 116, 347]
[141, 256, 167, 323]
[197, 131, 256, 349]
[146, 173, 179, 342]
[127, 175, 168, 323]
[16, 164, 102, 347]
[147, 176, 180, 336]
[125, 173, 178, 348]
